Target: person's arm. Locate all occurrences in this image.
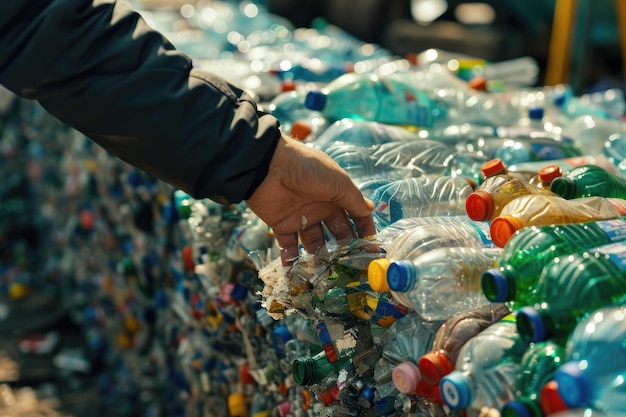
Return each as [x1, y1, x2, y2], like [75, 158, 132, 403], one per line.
[0, 0, 278, 204]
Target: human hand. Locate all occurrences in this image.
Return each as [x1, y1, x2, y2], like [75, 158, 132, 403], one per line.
[245, 134, 376, 266]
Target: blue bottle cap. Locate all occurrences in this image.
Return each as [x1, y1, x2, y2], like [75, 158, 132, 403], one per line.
[386, 261, 415, 292]
[360, 385, 375, 402]
[501, 400, 533, 417]
[516, 306, 545, 343]
[480, 268, 510, 302]
[554, 361, 593, 408]
[553, 93, 567, 107]
[271, 325, 293, 354]
[528, 107, 544, 120]
[440, 371, 472, 410]
[229, 283, 248, 301]
[304, 91, 326, 111]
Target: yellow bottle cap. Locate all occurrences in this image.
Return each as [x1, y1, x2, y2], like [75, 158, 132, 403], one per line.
[368, 258, 391, 292]
[227, 392, 249, 417]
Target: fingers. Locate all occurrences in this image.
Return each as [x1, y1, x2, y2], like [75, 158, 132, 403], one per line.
[299, 223, 326, 257]
[322, 209, 357, 241]
[352, 213, 377, 238]
[273, 232, 299, 267]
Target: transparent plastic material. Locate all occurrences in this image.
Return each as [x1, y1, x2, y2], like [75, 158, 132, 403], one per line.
[515, 242, 626, 344]
[551, 164, 626, 200]
[493, 135, 582, 166]
[481, 218, 626, 308]
[310, 119, 420, 149]
[365, 176, 473, 228]
[323, 138, 455, 183]
[553, 302, 626, 412]
[490, 195, 626, 247]
[373, 314, 441, 399]
[417, 304, 511, 393]
[386, 247, 500, 321]
[561, 115, 626, 155]
[440, 315, 528, 412]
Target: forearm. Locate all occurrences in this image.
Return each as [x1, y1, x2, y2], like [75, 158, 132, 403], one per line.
[0, 0, 280, 203]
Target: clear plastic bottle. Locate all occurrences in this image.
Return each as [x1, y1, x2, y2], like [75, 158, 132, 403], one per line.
[550, 164, 626, 200]
[366, 176, 473, 228]
[515, 242, 626, 344]
[374, 313, 442, 399]
[465, 159, 558, 222]
[439, 314, 529, 412]
[417, 303, 511, 394]
[322, 142, 407, 182]
[310, 119, 419, 150]
[481, 217, 626, 308]
[490, 195, 626, 248]
[304, 71, 450, 128]
[493, 134, 582, 166]
[552, 301, 626, 412]
[385, 246, 501, 322]
[500, 341, 566, 417]
[560, 115, 626, 156]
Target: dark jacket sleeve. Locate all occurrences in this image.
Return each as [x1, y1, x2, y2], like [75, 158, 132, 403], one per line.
[0, 0, 281, 204]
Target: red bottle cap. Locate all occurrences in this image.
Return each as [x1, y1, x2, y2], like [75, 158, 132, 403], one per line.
[417, 350, 455, 386]
[469, 76, 488, 91]
[182, 245, 195, 271]
[281, 79, 296, 92]
[538, 164, 563, 185]
[539, 380, 569, 416]
[481, 158, 507, 178]
[466, 190, 494, 221]
[320, 385, 339, 406]
[490, 215, 523, 247]
[290, 121, 312, 141]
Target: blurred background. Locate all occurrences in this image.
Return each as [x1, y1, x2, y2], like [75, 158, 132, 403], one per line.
[267, 0, 625, 95]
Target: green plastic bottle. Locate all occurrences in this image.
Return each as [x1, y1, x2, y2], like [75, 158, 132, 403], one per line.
[500, 341, 566, 417]
[551, 164, 626, 199]
[292, 348, 353, 386]
[516, 241, 626, 345]
[481, 217, 626, 310]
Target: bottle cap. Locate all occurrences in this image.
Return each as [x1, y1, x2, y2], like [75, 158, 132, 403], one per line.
[305, 91, 326, 111]
[465, 190, 494, 221]
[469, 76, 487, 91]
[271, 325, 293, 354]
[539, 380, 570, 416]
[277, 400, 292, 417]
[290, 121, 312, 141]
[368, 258, 391, 292]
[490, 215, 524, 247]
[227, 393, 249, 417]
[386, 261, 415, 292]
[516, 306, 546, 343]
[554, 361, 593, 408]
[320, 385, 339, 406]
[281, 79, 296, 92]
[392, 361, 421, 394]
[361, 385, 375, 402]
[415, 380, 438, 402]
[553, 93, 567, 107]
[538, 164, 563, 185]
[549, 177, 576, 199]
[500, 400, 538, 417]
[481, 158, 507, 178]
[480, 268, 512, 302]
[417, 350, 454, 386]
[182, 245, 195, 271]
[440, 371, 472, 410]
[528, 106, 544, 120]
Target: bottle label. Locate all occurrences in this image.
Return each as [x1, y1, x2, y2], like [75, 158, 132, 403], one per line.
[529, 142, 569, 160]
[596, 219, 626, 240]
[471, 222, 496, 248]
[589, 241, 626, 270]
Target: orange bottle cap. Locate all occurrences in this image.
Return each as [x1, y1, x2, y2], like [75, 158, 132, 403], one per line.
[281, 79, 296, 92]
[418, 350, 455, 386]
[538, 164, 563, 184]
[465, 190, 494, 221]
[182, 245, 195, 272]
[490, 215, 523, 247]
[368, 258, 391, 292]
[290, 121, 312, 141]
[481, 158, 507, 178]
[469, 75, 488, 91]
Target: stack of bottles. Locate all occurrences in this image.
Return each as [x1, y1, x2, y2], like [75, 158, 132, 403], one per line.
[2, 1, 626, 416]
